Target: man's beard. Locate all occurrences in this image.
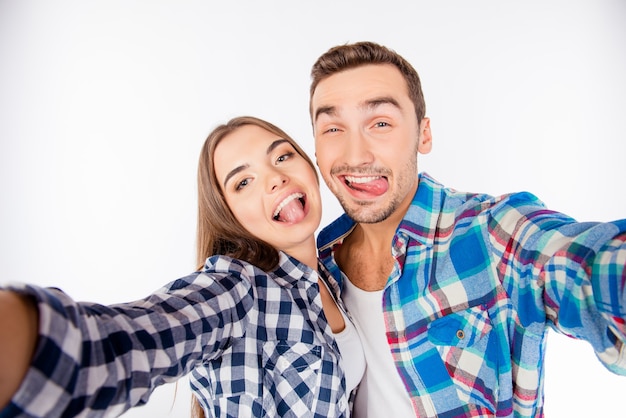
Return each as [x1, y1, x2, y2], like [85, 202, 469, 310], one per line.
[327, 144, 418, 224]
[337, 194, 401, 224]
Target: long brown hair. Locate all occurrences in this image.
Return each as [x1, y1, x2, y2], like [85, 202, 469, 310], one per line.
[309, 41, 427, 124]
[191, 116, 316, 417]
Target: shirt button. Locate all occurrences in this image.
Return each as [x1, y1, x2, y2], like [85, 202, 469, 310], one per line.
[456, 330, 465, 339]
[277, 357, 289, 370]
[338, 397, 347, 410]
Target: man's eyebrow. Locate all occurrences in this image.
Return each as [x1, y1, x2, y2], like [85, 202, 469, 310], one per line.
[313, 105, 336, 123]
[314, 97, 401, 123]
[362, 96, 401, 111]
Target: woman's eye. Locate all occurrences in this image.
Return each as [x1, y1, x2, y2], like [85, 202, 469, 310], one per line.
[325, 127, 339, 134]
[276, 152, 294, 164]
[235, 178, 249, 191]
[375, 121, 389, 128]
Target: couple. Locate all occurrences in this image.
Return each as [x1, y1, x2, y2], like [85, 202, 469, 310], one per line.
[2, 41, 626, 418]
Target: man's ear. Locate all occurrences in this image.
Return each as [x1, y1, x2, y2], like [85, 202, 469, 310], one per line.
[418, 117, 432, 155]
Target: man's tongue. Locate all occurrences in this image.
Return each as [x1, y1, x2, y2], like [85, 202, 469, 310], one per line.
[348, 177, 388, 196]
[277, 199, 305, 223]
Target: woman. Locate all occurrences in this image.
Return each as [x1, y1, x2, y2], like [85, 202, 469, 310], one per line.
[0, 116, 365, 417]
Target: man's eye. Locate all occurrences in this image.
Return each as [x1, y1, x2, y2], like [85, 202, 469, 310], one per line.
[375, 121, 389, 128]
[325, 127, 339, 133]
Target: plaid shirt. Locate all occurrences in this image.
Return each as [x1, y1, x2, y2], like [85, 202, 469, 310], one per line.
[2, 253, 350, 418]
[318, 173, 626, 418]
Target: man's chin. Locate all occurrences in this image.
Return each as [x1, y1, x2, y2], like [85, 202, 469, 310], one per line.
[341, 203, 392, 224]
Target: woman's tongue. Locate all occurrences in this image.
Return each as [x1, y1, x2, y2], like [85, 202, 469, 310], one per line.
[348, 177, 388, 196]
[276, 199, 305, 223]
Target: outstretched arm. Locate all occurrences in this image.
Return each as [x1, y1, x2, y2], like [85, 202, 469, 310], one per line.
[0, 290, 38, 409]
[0, 267, 254, 418]
[494, 199, 626, 373]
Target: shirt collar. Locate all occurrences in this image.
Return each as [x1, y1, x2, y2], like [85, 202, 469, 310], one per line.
[395, 172, 444, 248]
[316, 172, 445, 257]
[203, 251, 317, 289]
[270, 251, 318, 288]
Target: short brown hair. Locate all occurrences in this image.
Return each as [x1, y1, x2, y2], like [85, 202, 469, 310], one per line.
[309, 41, 426, 123]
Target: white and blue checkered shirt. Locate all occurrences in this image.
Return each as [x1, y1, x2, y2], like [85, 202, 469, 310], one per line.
[2, 252, 350, 418]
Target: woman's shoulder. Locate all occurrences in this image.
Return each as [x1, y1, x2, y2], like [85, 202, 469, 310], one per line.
[199, 255, 272, 285]
[202, 254, 259, 271]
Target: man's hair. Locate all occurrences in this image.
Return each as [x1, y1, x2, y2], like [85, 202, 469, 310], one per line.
[309, 41, 426, 123]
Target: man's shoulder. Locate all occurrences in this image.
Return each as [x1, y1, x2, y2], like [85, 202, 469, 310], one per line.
[420, 173, 544, 210]
[317, 214, 355, 250]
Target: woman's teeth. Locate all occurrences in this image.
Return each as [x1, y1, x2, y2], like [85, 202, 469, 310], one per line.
[273, 192, 304, 220]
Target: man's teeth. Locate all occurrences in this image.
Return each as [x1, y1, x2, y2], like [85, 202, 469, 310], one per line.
[273, 193, 304, 219]
[345, 176, 380, 184]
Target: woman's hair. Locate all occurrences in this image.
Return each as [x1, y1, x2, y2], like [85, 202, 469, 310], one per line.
[309, 41, 426, 124]
[192, 116, 316, 417]
[195, 116, 316, 272]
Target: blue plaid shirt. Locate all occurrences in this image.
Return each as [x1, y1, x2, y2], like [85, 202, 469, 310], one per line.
[2, 253, 350, 418]
[318, 173, 626, 417]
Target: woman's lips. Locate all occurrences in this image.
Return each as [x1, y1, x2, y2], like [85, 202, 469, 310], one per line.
[273, 192, 306, 222]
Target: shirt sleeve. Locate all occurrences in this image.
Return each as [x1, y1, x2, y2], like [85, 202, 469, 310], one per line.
[1, 270, 254, 418]
[491, 193, 626, 374]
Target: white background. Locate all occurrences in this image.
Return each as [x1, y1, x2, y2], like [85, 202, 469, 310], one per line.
[1, 1, 625, 416]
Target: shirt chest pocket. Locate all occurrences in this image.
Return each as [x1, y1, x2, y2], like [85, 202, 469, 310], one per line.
[427, 305, 499, 413]
[262, 340, 323, 417]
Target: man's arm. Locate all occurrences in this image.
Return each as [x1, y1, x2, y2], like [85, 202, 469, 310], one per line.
[495, 199, 626, 372]
[0, 290, 38, 409]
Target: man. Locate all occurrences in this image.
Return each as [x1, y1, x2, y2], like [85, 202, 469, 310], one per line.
[310, 41, 626, 417]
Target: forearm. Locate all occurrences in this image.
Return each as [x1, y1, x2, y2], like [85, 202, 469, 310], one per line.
[0, 290, 38, 409]
[590, 232, 626, 337]
[534, 222, 626, 372]
[491, 202, 626, 362]
[0, 271, 252, 417]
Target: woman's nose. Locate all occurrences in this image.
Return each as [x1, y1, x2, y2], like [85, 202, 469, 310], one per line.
[269, 173, 288, 192]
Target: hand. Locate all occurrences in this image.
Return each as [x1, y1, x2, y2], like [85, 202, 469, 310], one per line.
[0, 290, 38, 409]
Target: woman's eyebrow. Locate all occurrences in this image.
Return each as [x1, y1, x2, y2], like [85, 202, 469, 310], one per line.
[223, 164, 248, 189]
[266, 138, 290, 154]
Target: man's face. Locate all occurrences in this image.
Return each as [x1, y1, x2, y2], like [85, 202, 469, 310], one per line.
[311, 64, 431, 224]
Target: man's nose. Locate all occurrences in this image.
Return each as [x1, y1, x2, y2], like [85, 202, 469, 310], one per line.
[343, 131, 374, 166]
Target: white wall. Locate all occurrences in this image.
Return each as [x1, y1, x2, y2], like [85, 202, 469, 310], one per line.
[1, 1, 624, 416]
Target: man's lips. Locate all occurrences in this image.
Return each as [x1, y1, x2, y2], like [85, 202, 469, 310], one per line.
[340, 175, 389, 196]
[344, 175, 384, 185]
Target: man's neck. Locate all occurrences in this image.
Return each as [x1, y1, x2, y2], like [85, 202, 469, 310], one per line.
[338, 178, 418, 290]
[337, 203, 410, 291]
[356, 180, 415, 252]
[353, 217, 398, 255]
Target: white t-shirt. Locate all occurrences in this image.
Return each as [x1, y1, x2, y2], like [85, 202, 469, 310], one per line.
[320, 278, 366, 398]
[342, 275, 415, 418]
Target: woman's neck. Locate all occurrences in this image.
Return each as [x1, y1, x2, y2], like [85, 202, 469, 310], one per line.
[282, 235, 318, 270]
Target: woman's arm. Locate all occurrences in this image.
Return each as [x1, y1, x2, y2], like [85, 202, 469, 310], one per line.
[0, 290, 38, 409]
[0, 268, 254, 417]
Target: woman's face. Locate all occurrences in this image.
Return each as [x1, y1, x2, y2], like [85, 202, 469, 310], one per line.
[213, 124, 321, 255]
